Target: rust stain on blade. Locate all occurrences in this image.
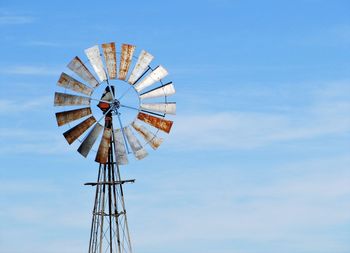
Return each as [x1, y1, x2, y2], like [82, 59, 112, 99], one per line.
[85, 45, 107, 82]
[137, 112, 173, 134]
[63, 116, 96, 144]
[102, 42, 117, 79]
[57, 72, 93, 96]
[67, 56, 99, 87]
[118, 44, 135, 80]
[132, 121, 163, 150]
[140, 82, 175, 100]
[95, 128, 111, 164]
[78, 123, 103, 157]
[54, 92, 90, 106]
[55, 107, 92, 126]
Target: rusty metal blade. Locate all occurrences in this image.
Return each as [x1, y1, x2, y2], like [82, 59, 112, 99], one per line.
[134, 66, 168, 92]
[127, 50, 154, 85]
[124, 126, 148, 160]
[102, 42, 117, 79]
[132, 121, 163, 150]
[140, 102, 176, 115]
[57, 72, 93, 96]
[63, 116, 96, 144]
[55, 107, 92, 126]
[118, 44, 135, 80]
[137, 112, 173, 133]
[77, 123, 103, 157]
[67, 56, 99, 87]
[85, 45, 107, 82]
[139, 82, 175, 100]
[95, 128, 111, 164]
[113, 129, 129, 165]
[54, 92, 90, 106]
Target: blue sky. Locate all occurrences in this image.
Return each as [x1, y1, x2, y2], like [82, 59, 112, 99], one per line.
[0, 0, 350, 252]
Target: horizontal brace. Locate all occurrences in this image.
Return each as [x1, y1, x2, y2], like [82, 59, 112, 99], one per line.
[93, 211, 125, 217]
[84, 179, 135, 186]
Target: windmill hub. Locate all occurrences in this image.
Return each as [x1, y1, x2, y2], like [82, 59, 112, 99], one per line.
[111, 99, 120, 110]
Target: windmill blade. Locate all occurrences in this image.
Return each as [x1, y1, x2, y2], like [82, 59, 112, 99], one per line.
[77, 123, 103, 157]
[113, 129, 129, 165]
[132, 121, 163, 150]
[57, 72, 93, 96]
[139, 82, 175, 100]
[102, 42, 117, 79]
[124, 126, 148, 160]
[118, 44, 135, 80]
[63, 116, 96, 144]
[140, 102, 176, 115]
[137, 112, 173, 133]
[85, 45, 107, 82]
[54, 92, 90, 106]
[134, 66, 168, 93]
[67, 56, 99, 87]
[55, 107, 92, 126]
[95, 127, 111, 164]
[127, 50, 154, 85]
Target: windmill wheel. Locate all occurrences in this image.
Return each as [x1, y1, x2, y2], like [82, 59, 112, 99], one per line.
[54, 42, 176, 164]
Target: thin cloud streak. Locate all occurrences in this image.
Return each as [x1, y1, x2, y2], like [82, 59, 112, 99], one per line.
[0, 65, 60, 76]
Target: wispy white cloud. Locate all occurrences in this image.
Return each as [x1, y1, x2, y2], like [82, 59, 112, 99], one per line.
[169, 81, 350, 150]
[24, 40, 63, 47]
[0, 10, 35, 25]
[129, 154, 350, 252]
[0, 65, 60, 76]
[0, 96, 52, 113]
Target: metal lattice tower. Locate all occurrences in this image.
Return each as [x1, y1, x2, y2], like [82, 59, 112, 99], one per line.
[54, 42, 175, 253]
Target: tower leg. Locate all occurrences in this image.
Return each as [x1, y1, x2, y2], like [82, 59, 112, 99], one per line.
[87, 147, 133, 253]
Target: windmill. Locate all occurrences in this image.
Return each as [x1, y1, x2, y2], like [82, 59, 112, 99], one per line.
[54, 42, 176, 253]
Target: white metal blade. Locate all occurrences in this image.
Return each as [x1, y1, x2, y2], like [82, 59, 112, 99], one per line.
[134, 66, 168, 93]
[140, 82, 175, 100]
[54, 92, 90, 106]
[67, 56, 99, 87]
[113, 129, 129, 165]
[127, 50, 154, 85]
[85, 45, 107, 82]
[77, 123, 103, 157]
[57, 72, 93, 96]
[124, 126, 148, 160]
[140, 102, 176, 115]
[102, 42, 117, 79]
[131, 121, 163, 150]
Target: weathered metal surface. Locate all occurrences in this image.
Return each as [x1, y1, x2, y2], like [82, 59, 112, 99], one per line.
[124, 126, 148, 160]
[113, 129, 129, 165]
[95, 127, 111, 164]
[131, 121, 163, 150]
[57, 72, 93, 96]
[137, 112, 173, 133]
[118, 44, 135, 80]
[140, 102, 176, 115]
[54, 92, 90, 106]
[134, 66, 168, 92]
[63, 116, 96, 144]
[139, 82, 176, 100]
[85, 45, 107, 82]
[55, 107, 92, 126]
[127, 50, 154, 85]
[102, 42, 117, 79]
[77, 123, 103, 157]
[67, 56, 99, 87]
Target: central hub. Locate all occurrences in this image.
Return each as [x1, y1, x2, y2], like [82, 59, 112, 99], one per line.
[112, 99, 120, 109]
